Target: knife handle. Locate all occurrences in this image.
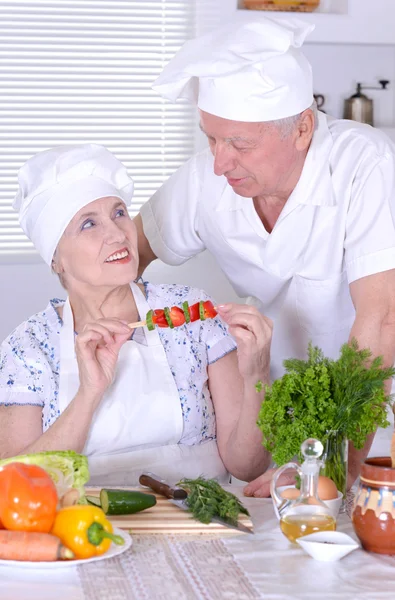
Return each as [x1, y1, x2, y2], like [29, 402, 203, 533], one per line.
[139, 474, 187, 500]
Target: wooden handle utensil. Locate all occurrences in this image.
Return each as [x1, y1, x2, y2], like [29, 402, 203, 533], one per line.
[139, 474, 188, 500]
[127, 320, 146, 329]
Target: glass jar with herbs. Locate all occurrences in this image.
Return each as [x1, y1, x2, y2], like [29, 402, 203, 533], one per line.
[256, 340, 395, 502]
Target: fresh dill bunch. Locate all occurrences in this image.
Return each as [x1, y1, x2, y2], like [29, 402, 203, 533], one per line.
[329, 339, 395, 448]
[257, 340, 395, 466]
[177, 477, 249, 526]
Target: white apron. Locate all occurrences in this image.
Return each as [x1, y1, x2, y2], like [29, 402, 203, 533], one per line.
[58, 282, 228, 485]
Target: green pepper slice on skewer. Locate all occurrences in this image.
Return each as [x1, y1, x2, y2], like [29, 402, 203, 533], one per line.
[146, 309, 155, 331]
[163, 307, 174, 328]
[182, 301, 191, 324]
[199, 301, 206, 321]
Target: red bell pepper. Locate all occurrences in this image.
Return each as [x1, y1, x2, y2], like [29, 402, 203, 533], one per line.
[0, 463, 58, 533]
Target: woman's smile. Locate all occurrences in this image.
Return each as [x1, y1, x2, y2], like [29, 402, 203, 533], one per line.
[104, 247, 131, 265]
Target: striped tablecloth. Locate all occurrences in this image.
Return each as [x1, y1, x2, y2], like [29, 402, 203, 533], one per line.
[77, 491, 395, 600]
[78, 533, 260, 600]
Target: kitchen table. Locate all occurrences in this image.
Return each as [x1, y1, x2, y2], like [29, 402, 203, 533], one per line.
[0, 487, 394, 600]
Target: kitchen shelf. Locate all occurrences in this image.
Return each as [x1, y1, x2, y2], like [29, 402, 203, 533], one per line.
[235, 0, 395, 45]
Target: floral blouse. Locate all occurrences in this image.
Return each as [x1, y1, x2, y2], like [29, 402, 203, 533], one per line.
[0, 282, 237, 445]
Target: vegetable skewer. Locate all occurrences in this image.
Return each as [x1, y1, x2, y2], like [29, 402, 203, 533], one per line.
[128, 300, 217, 331]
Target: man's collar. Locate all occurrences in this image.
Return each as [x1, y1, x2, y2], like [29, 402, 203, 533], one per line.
[294, 110, 336, 207]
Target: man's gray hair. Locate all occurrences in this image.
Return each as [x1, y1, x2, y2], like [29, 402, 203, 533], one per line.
[270, 100, 318, 138]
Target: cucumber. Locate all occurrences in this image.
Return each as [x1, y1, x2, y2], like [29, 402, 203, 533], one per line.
[182, 301, 191, 324]
[86, 495, 102, 507]
[163, 307, 174, 328]
[199, 301, 205, 321]
[100, 489, 157, 515]
[146, 309, 155, 331]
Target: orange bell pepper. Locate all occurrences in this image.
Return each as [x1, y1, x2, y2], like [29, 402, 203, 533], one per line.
[51, 505, 124, 559]
[0, 462, 58, 532]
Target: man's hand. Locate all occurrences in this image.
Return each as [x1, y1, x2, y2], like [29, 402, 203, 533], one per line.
[243, 468, 296, 498]
[348, 269, 395, 472]
[134, 214, 157, 276]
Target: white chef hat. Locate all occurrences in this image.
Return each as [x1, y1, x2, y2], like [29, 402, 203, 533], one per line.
[152, 16, 315, 122]
[13, 144, 134, 266]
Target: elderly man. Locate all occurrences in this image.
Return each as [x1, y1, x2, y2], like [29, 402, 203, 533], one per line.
[134, 17, 395, 496]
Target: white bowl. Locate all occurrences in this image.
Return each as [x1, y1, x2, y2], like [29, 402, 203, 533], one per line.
[323, 491, 343, 519]
[296, 531, 360, 561]
[275, 486, 343, 520]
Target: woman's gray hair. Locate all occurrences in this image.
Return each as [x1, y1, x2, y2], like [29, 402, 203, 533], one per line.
[270, 100, 318, 139]
[51, 248, 67, 289]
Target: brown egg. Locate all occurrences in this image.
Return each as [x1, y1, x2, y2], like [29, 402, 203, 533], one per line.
[317, 475, 338, 500]
[279, 476, 338, 502]
[280, 487, 300, 500]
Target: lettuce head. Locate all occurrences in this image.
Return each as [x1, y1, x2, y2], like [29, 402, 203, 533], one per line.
[0, 450, 89, 502]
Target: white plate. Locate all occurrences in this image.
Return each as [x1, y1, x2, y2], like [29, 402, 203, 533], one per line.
[0, 527, 132, 569]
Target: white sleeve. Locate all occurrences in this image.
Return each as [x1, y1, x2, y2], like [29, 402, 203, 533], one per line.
[140, 153, 206, 265]
[345, 152, 395, 283]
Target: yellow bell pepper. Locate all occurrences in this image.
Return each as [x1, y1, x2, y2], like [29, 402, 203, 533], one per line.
[51, 505, 124, 559]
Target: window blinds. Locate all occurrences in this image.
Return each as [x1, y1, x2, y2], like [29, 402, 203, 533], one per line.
[0, 0, 195, 259]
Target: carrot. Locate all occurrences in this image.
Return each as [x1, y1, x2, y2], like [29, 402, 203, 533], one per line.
[0, 530, 74, 561]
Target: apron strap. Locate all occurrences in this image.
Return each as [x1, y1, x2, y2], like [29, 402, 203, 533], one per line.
[130, 281, 159, 346]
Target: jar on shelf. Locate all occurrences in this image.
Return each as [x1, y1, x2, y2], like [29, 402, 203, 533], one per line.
[243, 0, 320, 12]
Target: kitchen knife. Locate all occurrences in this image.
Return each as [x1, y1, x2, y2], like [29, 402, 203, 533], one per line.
[139, 473, 253, 534]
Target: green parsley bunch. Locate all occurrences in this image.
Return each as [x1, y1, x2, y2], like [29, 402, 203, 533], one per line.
[257, 340, 395, 466]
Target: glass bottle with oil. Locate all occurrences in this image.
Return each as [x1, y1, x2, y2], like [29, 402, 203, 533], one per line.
[270, 438, 336, 543]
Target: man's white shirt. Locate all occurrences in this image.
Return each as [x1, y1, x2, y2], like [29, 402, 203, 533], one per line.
[141, 112, 395, 455]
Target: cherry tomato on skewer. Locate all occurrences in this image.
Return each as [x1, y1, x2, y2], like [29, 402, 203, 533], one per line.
[152, 309, 168, 328]
[167, 307, 186, 328]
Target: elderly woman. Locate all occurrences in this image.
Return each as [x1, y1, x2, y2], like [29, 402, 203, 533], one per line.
[0, 144, 272, 485]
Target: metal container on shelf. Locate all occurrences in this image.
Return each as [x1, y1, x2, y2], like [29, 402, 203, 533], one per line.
[343, 80, 389, 126]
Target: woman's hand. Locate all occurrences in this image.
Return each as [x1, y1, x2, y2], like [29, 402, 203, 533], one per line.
[75, 319, 132, 398]
[216, 304, 272, 384]
[243, 468, 296, 498]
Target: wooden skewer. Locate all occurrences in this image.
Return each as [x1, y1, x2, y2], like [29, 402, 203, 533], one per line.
[128, 320, 147, 329]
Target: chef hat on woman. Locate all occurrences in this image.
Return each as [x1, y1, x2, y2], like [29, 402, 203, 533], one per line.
[13, 144, 134, 266]
[152, 16, 315, 122]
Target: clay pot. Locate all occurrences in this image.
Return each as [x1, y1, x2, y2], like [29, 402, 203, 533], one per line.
[352, 457, 395, 555]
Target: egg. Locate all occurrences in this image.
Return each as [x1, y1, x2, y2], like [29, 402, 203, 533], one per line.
[280, 487, 300, 500]
[316, 475, 338, 500]
[279, 476, 338, 501]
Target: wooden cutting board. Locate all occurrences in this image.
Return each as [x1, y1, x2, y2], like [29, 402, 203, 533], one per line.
[85, 487, 253, 535]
